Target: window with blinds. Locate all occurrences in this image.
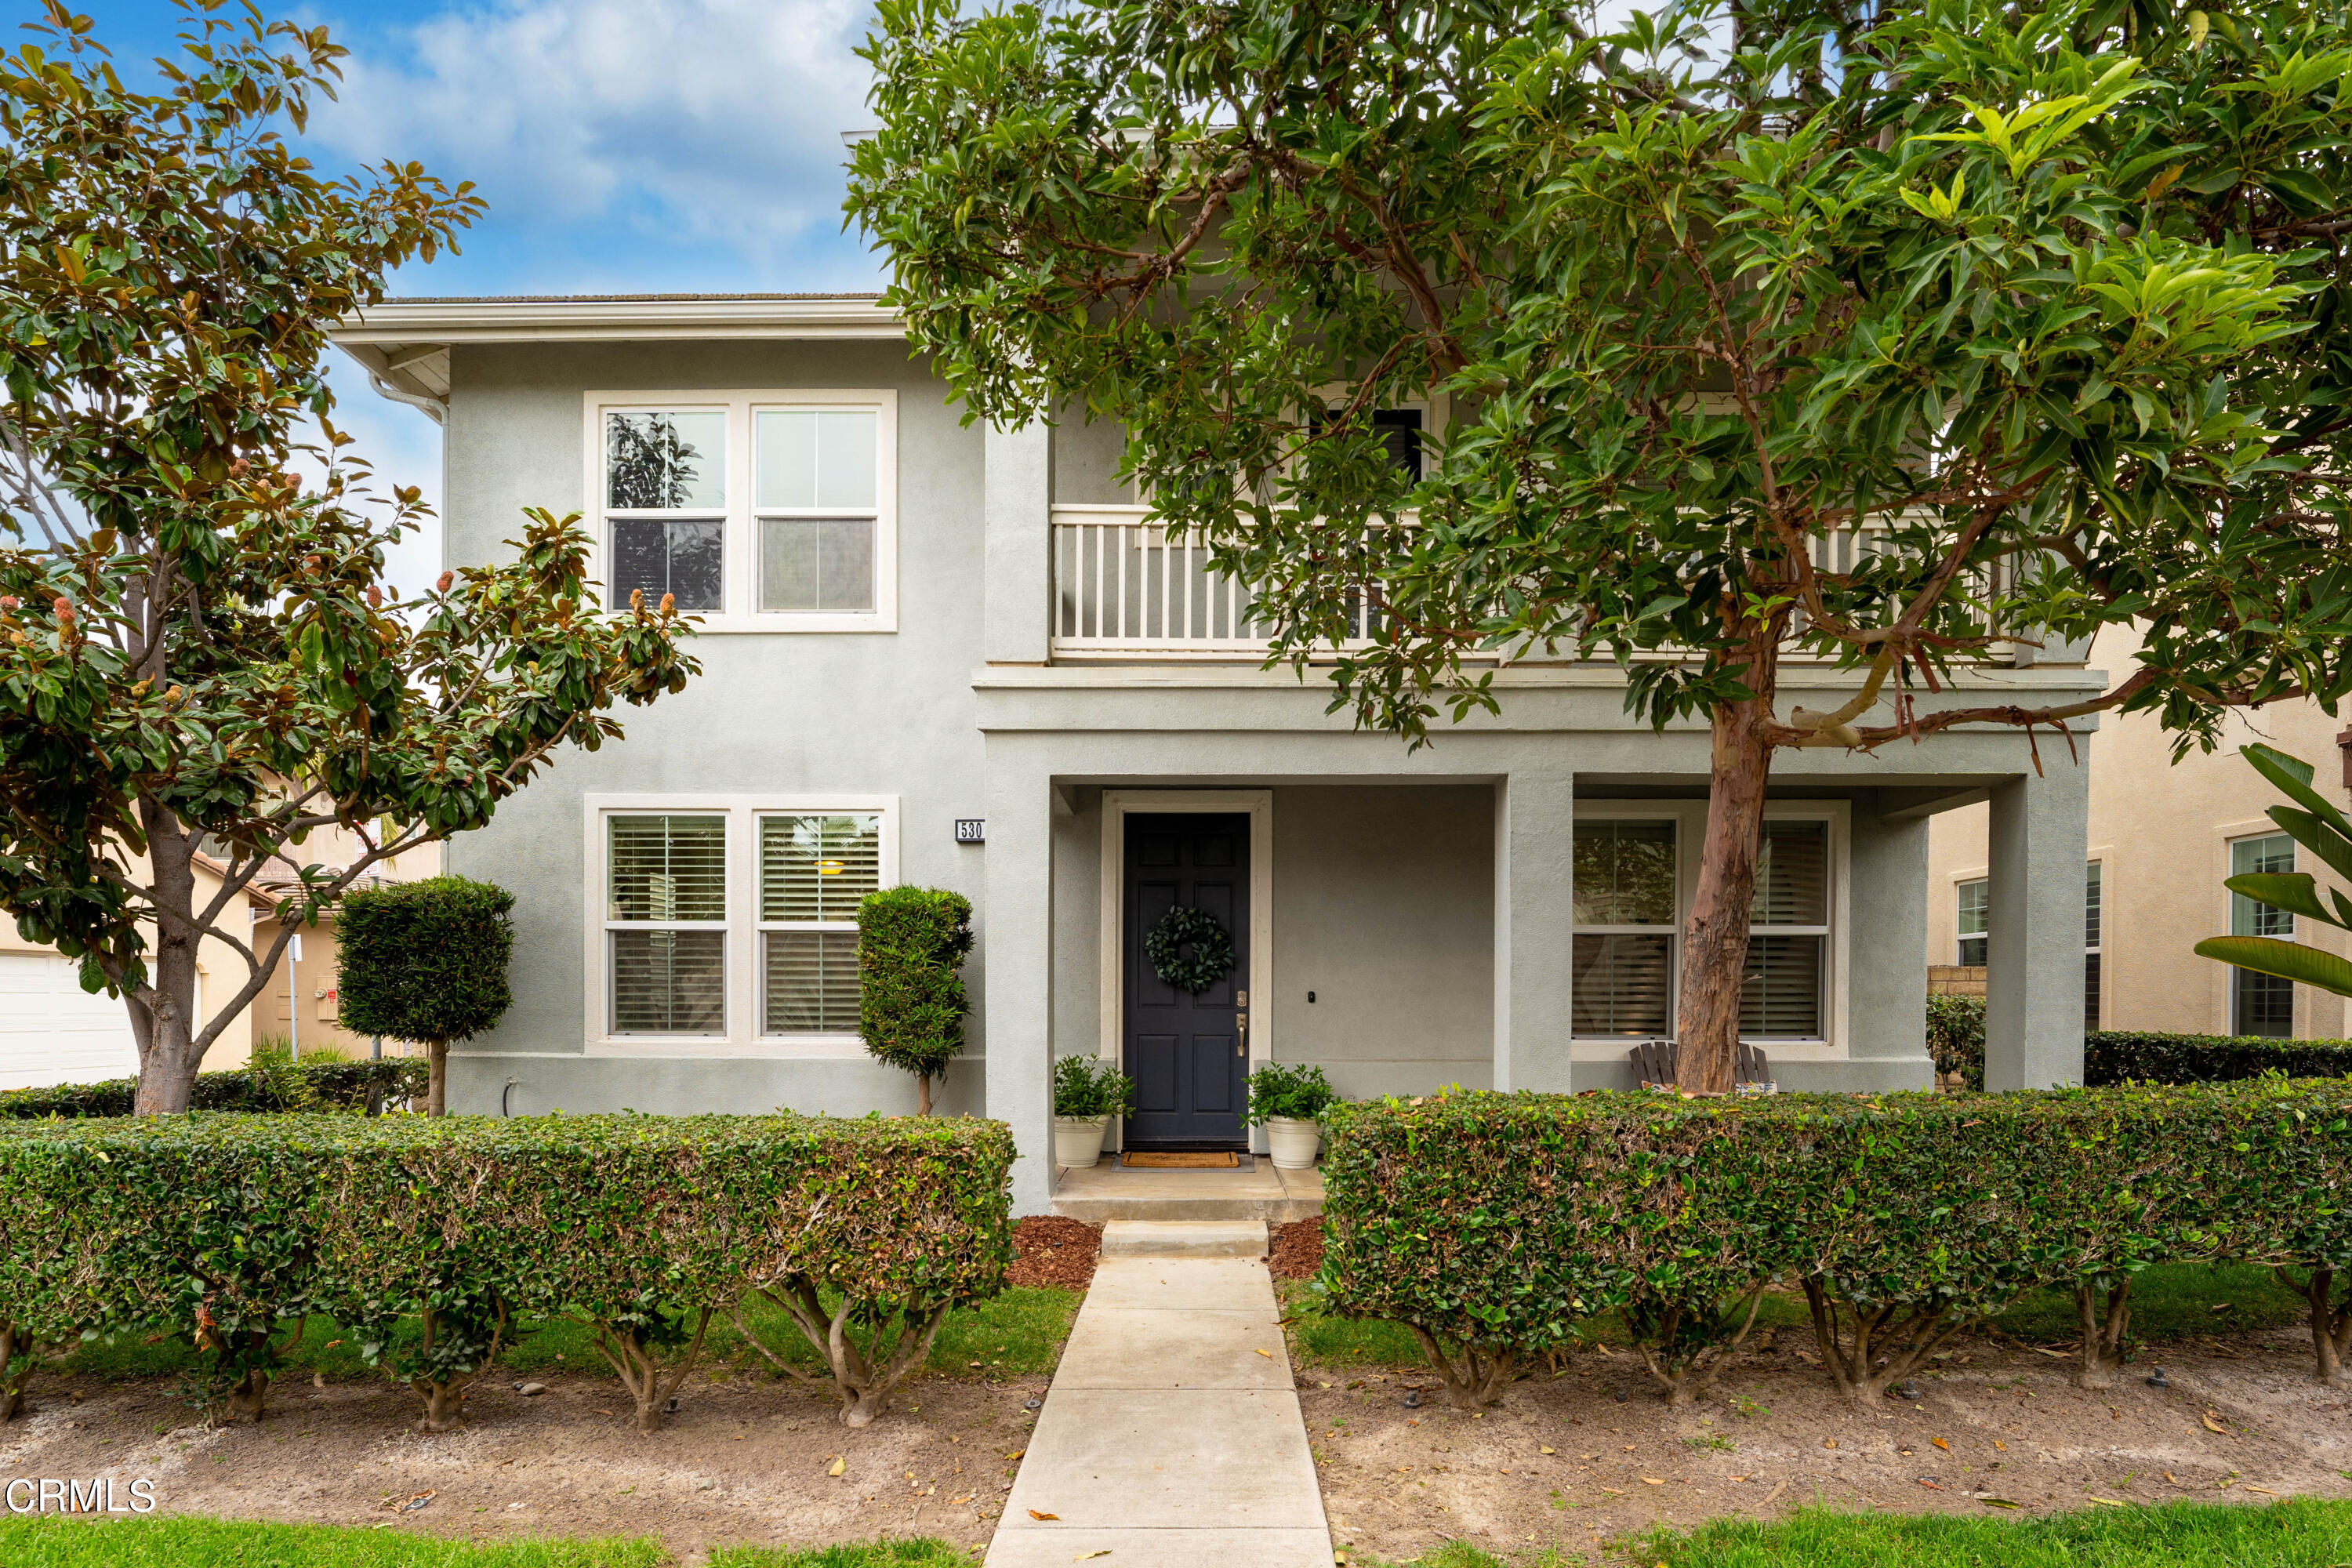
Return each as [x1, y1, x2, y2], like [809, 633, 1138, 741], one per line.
[2084, 861, 2103, 1031]
[759, 814, 880, 1034]
[1570, 820, 1677, 1036]
[606, 815, 726, 1035]
[1740, 820, 1828, 1039]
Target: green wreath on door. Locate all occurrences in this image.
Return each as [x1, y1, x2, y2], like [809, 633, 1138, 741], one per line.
[1145, 906, 1235, 994]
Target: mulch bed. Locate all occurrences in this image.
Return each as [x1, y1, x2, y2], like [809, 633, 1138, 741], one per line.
[1269, 1215, 1325, 1280]
[1006, 1215, 1100, 1289]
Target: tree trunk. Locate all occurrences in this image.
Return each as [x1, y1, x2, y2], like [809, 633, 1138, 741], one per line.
[1675, 695, 1777, 1094]
[916, 1073, 933, 1116]
[426, 1039, 449, 1116]
[2073, 1278, 2132, 1389]
[129, 796, 209, 1115]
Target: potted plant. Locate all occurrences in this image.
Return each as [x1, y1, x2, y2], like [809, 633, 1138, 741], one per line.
[1247, 1062, 1336, 1170]
[1051, 1054, 1134, 1168]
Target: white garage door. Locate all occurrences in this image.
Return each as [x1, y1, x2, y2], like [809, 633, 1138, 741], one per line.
[0, 951, 140, 1090]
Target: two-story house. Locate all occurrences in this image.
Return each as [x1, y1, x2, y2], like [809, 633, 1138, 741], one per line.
[332, 292, 2103, 1211]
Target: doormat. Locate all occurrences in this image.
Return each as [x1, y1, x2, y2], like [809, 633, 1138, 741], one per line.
[1121, 1150, 1238, 1168]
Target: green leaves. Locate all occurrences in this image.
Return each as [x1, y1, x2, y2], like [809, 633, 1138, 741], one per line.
[852, 0, 2352, 757]
[2194, 934, 2352, 996]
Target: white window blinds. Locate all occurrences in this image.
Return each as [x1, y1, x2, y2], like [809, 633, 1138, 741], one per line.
[606, 815, 726, 1036]
[759, 814, 881, 1034]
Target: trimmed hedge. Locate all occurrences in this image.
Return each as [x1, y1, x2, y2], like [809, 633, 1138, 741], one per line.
[1319, 1080, 2352, 1407]
[336, 877, 517, 1117]
[2088, 1030, 2352, 1085]
[0, 1058, 429, 1119]
[0, 1112, 1014, 1431]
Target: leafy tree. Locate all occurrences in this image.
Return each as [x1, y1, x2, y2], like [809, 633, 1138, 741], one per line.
[857, 884, 975, 1114]
[335, 876, 517, 1116]
[0, 3, 699, 1113]
[851, 0, 2352, 1090]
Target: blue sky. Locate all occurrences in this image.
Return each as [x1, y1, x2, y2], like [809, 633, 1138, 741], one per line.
[64, 0, 893, 583]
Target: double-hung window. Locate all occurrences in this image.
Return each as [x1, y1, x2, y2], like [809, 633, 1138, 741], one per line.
[2230, 833, 2295, 1036]
[605, 814, 728, 1035]
[759, 813, 880, 1034]
[590, 392, 897, 631]
[587, 797, 898, 1052]
[1956, 879, 1989, 966]
[2084, 862, 2103, 1030]
[1570, 819, 1679, 1037]
[1570, 805, 1843, 1045]
[604, 411, 727, 613]
[1742, 821, 1828, 1038]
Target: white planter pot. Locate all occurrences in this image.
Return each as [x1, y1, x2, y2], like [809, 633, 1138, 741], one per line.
[1265, 1116, 1322, 1171]
[1054, 1115, 1111, 1169]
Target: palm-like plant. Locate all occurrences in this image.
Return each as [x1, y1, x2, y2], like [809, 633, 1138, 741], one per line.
[2193, 746, 2352, 996]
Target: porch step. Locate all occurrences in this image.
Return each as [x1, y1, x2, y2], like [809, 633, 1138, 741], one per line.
[1048, 1158, 1326, 1225]
[1099, 1220, 1267, 1260]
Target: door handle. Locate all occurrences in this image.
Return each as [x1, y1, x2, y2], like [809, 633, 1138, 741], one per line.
[1236, 1011, 1247, 1057]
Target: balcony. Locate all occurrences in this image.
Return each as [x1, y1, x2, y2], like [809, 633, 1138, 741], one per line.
[1047, 504, 2022, 664]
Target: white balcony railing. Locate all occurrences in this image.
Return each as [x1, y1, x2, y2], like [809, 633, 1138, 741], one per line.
[1051, 505, 1382, 660]
[1048, 504, 2014, 662]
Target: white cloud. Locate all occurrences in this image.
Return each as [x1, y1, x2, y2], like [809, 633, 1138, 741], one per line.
[310, 0, 879, 275]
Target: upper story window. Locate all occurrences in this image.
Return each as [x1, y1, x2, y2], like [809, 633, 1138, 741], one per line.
[590, 392, 898, 633]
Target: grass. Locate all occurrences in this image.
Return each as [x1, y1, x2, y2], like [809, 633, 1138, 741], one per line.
[1351, 1499, 2352, 1566]
[56, 1288, 1080, 1390]
[0, 1516, 663, 1566]
[710, 1541, 978, 1566]
[0, 1520, 984, 1566]
[1281, 1261, 2313, 1372]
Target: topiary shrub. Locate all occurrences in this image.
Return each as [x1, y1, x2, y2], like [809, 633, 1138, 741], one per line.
[857, 887, 975, 1116]
[336, 878, 516, 1116]
[1926, 995, 1986, 1089]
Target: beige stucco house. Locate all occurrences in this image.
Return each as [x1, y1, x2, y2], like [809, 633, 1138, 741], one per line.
[1927, 622, 2352, 1040]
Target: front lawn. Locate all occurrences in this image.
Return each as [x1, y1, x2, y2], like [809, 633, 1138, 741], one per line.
[0, 1520, 982, 1567]
[1352, 1499, 2352, 1566]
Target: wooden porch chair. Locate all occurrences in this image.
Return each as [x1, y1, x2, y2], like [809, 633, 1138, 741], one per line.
[1628, 1039, 1772, 1091]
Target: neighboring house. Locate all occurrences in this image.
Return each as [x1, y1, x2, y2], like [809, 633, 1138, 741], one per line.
[1927, 621, 2352, 1040]
[331, 293, 2104, 1210]
[0, 820, 438, 1091]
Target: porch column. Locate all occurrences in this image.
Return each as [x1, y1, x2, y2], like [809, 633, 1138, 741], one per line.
[984, 420, 1052, 666]
[1984, 764, 2089, 1090]
[985, 756, 1058, 1214]
[1494, 771, 1578, 1092]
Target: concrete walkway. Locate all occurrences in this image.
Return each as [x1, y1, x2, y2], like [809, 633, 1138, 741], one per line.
[989, 1221, 1334, 1568]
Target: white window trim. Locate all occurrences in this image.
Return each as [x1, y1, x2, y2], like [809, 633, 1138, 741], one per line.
[583, 793, 899, 1058]
[1567, 800, 1850, 1054]
[584, 390, 899, 634]
[2223, 825, 2296, 1036]
[2083, 855, 2105, 1030]
[1955, 874, 1990, 966]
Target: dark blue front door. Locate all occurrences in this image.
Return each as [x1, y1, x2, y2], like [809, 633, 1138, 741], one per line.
[1123, 812, 1249, 1148]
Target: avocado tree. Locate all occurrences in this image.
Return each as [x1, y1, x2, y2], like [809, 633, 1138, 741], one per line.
[336, 876, 517, 1116]
[850, 0, 2352, 1090]
[0, 2, 699, 1112]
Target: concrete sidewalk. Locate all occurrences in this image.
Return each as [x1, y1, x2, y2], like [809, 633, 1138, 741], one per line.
[988, 1221, 1333, 1568]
